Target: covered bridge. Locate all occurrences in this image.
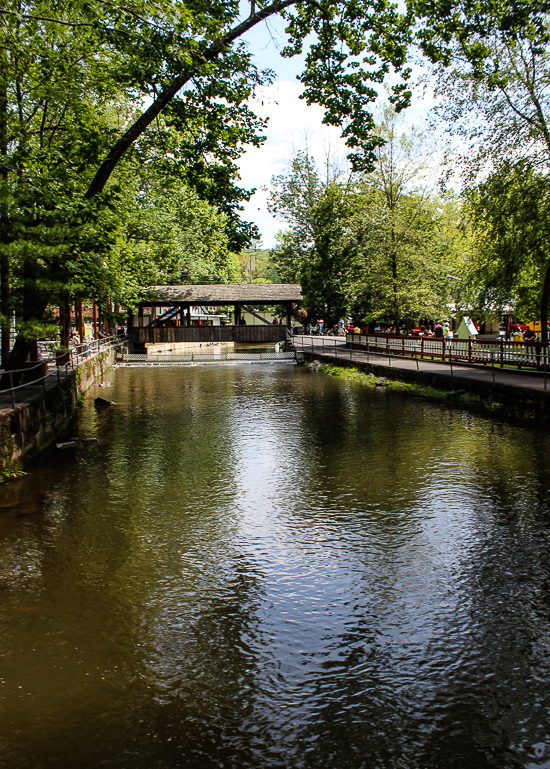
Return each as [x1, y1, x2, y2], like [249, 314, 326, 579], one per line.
[131, 283, 303, 349]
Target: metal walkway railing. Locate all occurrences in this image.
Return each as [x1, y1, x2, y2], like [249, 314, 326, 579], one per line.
[0, 336, 127, 407]
[344, 333, 550, 370]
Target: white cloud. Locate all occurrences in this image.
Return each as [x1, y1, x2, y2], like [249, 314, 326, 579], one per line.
[238, 80, 348, 247]
[238, 71, 441, 248]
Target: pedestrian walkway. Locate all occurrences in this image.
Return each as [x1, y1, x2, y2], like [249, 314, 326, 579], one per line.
[0, 361, 74, 415]
[0, 336, 124, 414]
[293, 336, 550, 394]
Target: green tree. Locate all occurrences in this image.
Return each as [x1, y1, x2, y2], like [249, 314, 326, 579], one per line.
[268, 148, 350, 312]
[430, 23, 550, 181]
[269, 110, 461, 327]
[0, 0, 266, 368]
[345, 188, 460, 327]
[301, 183, 351, 326]
[465, 162, 550, 343]
[268, 150, 324, 248]
[2, 0, 547, 371]
[428, 17, 550, 335]
[342, 107, 460, 328]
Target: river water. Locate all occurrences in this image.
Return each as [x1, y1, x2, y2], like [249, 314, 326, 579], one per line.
[1, 364, 550, 769]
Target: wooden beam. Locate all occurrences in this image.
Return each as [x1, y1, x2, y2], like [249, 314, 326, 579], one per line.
[60, 303, 68, 348]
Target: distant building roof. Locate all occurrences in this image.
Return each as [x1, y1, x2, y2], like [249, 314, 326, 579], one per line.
[146, 284, 303, 305]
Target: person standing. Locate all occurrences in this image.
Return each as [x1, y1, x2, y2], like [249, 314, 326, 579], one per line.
[524, 325, 535, 342]
[523, 324, 536, 362]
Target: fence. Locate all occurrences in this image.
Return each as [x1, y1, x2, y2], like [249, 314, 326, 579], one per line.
[0, 336, 126, 407]
[132, 325, 288, 346]
[121, 351, 296, 363]
[344, 333, 550, 371]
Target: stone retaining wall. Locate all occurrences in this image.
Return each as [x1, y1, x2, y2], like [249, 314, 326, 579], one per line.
[0, 348, 115, 477]
[299, 350, 550, 425]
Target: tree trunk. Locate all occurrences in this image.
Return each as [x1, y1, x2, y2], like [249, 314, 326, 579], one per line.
[540, 261, 550, 346]
[0, 73, 11, 367]
[0, 337, 32, 388]
[390, 232, 399, 333]
[0, 258, 48, 388]
[0, 251, 10, 366]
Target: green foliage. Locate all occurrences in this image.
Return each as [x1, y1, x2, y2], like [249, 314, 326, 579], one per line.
[75, 171, 239, 307]
[269, 108, 462, 328]
[345, 189, 459, 326]
[268, 151, 323, 246]
[2, 0, 550, 362]
[0, 0, 261, 353]
[465, 162, 550, 339]
[427, 10, 550, 335]
[430, 28, 550, 185]
[269, 150, 350, 322]
[236, 247, 277, 283]
[342, 108, 459, 326]
[301, 184, 351, 324]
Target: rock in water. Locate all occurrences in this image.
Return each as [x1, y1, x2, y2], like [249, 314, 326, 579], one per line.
[94, 396, 115, 408]
[309, 360, 321, 370]
[375, 377, 388, 387]
[56, 441, 79, 450]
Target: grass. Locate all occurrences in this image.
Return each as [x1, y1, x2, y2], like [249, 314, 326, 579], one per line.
[317, 362, 484, 405]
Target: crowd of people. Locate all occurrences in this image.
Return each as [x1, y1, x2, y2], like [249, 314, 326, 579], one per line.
[298, 318, 544, 341]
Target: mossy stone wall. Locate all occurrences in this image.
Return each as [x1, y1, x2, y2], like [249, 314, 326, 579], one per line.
[0, 349, 115, 478]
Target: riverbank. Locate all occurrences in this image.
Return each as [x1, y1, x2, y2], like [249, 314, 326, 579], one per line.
[0, 347, 116, 478]
[300, 349, 550, 425]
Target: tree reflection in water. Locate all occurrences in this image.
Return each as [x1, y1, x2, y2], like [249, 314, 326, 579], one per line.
[0, 365, 549, 768]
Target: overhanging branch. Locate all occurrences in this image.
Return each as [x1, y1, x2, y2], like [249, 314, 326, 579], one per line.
[84, 0, 299, 200]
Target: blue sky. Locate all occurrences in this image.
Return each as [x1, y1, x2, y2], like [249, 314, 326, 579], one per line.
[235, 8, 437, 247]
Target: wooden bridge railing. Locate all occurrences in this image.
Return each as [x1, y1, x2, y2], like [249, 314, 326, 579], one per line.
[133, 325, 288, 346]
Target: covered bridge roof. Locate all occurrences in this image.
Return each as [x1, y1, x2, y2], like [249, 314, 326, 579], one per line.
[146, 283, 303, 305]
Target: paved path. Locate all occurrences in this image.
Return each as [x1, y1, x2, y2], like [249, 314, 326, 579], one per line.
[0, 361, 75, 415]
[293, 336, 550, 394]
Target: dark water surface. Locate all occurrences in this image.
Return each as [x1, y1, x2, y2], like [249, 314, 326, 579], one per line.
[1, 364, 550, 769]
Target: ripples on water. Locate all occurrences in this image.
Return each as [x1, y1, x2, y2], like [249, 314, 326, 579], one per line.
[1, 364, 550, 768]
